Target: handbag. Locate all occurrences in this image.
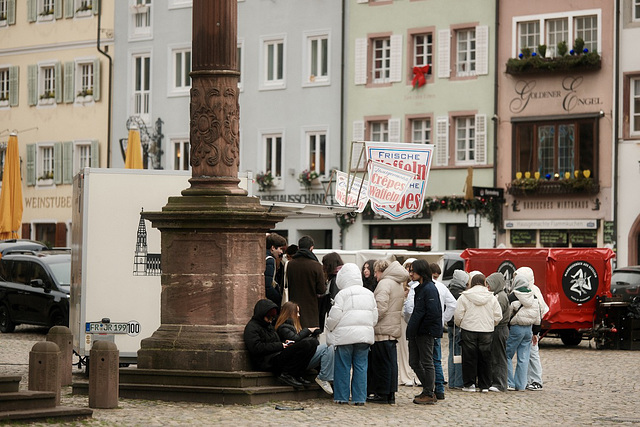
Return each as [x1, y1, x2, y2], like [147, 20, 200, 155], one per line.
[281, 262, 289, 306]
[452, 325, 462, 364]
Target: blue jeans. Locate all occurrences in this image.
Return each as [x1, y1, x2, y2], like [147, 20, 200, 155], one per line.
[307, 343, 334, 382]
[527, 341, 542, 385]
[506, 324, 533, 390]
[334, 343, 369, 404]
[433, 338, 444, 394]
[447, 325, 463, 389]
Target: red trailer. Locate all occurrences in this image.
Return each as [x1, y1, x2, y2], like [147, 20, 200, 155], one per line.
[461, 248, 616, 346]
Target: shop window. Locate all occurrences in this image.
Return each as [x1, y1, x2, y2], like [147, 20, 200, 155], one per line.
[445, 223, 477, 250]
[369, 224, 432, 251]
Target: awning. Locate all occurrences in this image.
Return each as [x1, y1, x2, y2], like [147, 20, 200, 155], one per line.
[259, 201, 355, 217]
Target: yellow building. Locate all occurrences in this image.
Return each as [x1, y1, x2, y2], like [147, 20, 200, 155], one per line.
[0, 0, 113, 246]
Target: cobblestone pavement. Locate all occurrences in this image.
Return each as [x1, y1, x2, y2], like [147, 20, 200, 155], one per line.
[2, 325, 639, 426]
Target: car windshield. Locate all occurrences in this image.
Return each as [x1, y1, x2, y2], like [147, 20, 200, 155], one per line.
[48, 261, 71, 286]
[612, 271, 640, 286]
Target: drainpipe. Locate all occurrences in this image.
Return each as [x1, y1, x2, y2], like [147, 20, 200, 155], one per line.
[340, 0, 346, 174]
[492, 0, 501, 247]
[97, 0, 113, 167]
[613, 0, 620, 264]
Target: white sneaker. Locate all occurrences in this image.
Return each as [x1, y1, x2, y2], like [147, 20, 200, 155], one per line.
[315, 377, 333, 395]
[481, 389, 489, 393]
[462, 385, 476, 392]
[507, 386, 516, 391]
[488, 386, 501, 392]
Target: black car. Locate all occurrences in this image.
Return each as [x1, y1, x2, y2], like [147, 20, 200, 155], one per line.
[610, 265, 640, 302]
[0, 250, 70, 332]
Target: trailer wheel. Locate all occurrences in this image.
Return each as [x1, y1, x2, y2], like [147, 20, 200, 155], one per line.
[0, 305, 16, 333]
[560, 329, 582, 346]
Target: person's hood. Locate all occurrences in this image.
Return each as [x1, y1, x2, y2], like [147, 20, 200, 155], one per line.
[402, 258, 417, 268]
[515, 266, 535, 287]
[512, 275, 535, 306]
[293, 248, 318, 262]
[449, 270, 469, 293]
[512, 275, 531, 291]
[336, 263, 363, 290]
[252, 299, 278, 321]
[379, 260, 410, 284]
[486, 272, 506, 294]
[462, 285, 495, 306]
[468, 270, 483, 281]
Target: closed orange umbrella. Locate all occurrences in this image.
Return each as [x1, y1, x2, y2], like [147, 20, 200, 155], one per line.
[125, 127, 143, 169]
[0, 133, 24, 239]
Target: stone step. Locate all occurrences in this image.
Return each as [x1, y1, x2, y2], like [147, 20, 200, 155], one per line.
[0, 391, 57, 412]
[118, 368, 283, 388]
[0, 406, 93, 423]
[0, 376, 21, 393]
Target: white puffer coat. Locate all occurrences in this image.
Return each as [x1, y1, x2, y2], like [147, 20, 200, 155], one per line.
[509, 276, 542, 326]
[325, 263, 378, 346]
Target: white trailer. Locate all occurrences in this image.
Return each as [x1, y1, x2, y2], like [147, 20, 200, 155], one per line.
[70, 168, 193, 366]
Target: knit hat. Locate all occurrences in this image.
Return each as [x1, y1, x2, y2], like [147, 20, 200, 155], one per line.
[336, 263, 363, 290]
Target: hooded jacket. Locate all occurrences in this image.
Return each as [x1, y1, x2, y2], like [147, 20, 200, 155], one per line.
[373, 261, 409, 340]
[446, 270, 469, 327]
[286, 249, 326, 328]
[243, 299, 283, 371]
[325, 263, 378, 346]
[406, 278, 442, 339]
[509, 275, 542, 326]
[486, 272, 511, 327]
[514, 266, 549, 319]
[454, 283, 503, 333]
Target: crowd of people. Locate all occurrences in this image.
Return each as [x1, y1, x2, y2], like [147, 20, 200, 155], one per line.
[244, 234, 549, 405]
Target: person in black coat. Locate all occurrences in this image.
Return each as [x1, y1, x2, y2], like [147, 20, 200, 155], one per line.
[406, 260, 442, 405]
[243, 299, 316, 388]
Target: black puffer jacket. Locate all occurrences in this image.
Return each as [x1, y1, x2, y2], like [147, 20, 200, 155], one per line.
[243, 299, 283, 371]
[276, 319, 314, 342]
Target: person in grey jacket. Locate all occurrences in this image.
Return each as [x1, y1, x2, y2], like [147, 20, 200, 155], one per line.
[486, 272, 511, 392]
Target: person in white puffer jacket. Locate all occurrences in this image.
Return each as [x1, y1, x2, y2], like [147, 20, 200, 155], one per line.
[505, 274, 543, 391]
[326, 263, 378, 405]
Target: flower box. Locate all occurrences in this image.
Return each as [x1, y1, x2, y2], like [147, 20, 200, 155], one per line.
[507, 177, 599, 196]
[506, 52, 601, 75]
[0, 100, 8, 107]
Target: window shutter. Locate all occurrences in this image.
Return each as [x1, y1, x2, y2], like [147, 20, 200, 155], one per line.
[63, 141, 73, 184]
[389, 34, 403, 83]
[54, 62, 62, 103]
[93, 59, 101, 101]
[26, 144, 36, 186]
[8, 0, 16, 25]
[22, 223, 31, 240]
[27, 0, 36, 22]
[388, 118, 401, 142]
[54, 0, 63, 19]
[27, 65, 37, 106]
[54, 142, 63, 185]
[93, 0, 99, 15]
[435, 116, 449, 166]
[474, 114, 487, 164]
[90, 140, 100, 167]
[475, 26, 489, 76]
[55, 222, 67, 247]
[64, 0, 74, 18]
[353, 121, 365, 141]
[64, 62, 74, 103]
[437, 30, 451, 79]
[354, 38, 367, 85]
[9, 66, 19, 107]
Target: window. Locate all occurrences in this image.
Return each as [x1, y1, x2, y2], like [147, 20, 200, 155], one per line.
[514, 11, 601, 58]
[575, 15, 598, 53]
[518, 21, 540, 53]
[369, 224, 432, 251]
[172, 139, 190, 171]
[369, 121, 389, 142]
[513, 118, 597, 178]
[133, 53, 151, 120]
[455, 116, 476, 163]
[38, 144, 54, 185]
[39, 0, 55, 21]
[632, 78, 640, 137]
[411, 118, 432, 144]
[304, 32, 329, 85]
[264, 133, 283, 179]
[306, 131, 326, 177]
[0, 0, 7, 25]
[62, 59, 100, 104]
[74, 0, 93, 16]
[0, 68, 8, 105]
[171, 47, 191, 93]
[412, 33, 433, 72]
[73, 141, 98, 174]
[131, 0, 152, 38]
[372, 37, 391, 83]
[31, 62, 61, 106]
[261, 35, 285, 90]
[635, 0, 640, 21]
[546, 18, 568, 57]
[237, 39, 244, 91]
[456, 29, 476, 76]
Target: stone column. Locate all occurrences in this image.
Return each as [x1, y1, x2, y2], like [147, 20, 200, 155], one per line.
[137, 0, 285, 372]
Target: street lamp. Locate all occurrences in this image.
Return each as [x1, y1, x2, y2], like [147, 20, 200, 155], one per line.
[467, 209, 481, 228]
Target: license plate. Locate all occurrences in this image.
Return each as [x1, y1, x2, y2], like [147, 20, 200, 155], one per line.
[85, 321, 140, 336]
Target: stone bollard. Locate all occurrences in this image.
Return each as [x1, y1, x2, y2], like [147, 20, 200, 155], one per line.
[29, 341, 61, 405]
[47, 326, 74, 386]
[89, 340, 119, 409]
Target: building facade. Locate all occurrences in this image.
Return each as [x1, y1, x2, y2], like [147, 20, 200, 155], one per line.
[496, 1, 615, 250]
[344, 0, 497, 251]
[0, 0, 112, 247]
